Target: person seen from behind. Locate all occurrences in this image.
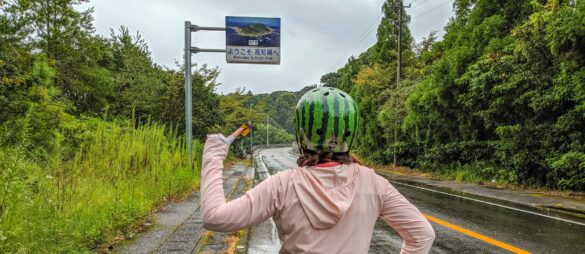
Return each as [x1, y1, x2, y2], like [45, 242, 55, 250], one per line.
[201, 87, 435, 253]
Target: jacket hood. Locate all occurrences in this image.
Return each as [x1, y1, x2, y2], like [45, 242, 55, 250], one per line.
[292, 163, 360, 229]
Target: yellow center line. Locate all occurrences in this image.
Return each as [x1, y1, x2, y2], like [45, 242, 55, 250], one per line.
[423, 214, 532, 254]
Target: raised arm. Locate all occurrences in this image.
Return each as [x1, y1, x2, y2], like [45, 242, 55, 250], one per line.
[379, 180, 435, 254]
[200, 133, 283, 232]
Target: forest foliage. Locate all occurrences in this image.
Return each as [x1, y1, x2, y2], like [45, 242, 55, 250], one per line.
[323, 0, 585, 190]
[0, 0, 222, 251]
[0, 0, 297, 250]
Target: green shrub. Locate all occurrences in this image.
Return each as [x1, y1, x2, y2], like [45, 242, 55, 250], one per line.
[382, 141, 423, 166]
[443, 162, 519, 185]
[0, 119, 201, 252]
[549, 152, 585, 191]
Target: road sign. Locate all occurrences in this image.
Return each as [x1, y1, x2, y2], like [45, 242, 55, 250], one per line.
[225, 16, 280, 64]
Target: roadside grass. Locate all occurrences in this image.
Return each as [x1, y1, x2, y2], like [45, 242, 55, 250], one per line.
[442, 167, 491, 185]
[222, 233, 243, 254]
[0, 120, 201, 253]
[197, 231, 215, 254]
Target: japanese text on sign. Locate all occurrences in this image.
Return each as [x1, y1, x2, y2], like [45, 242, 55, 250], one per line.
[225, 16, 281, 64]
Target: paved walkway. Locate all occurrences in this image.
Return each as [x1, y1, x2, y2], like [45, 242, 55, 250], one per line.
[113, 164, 253, 254]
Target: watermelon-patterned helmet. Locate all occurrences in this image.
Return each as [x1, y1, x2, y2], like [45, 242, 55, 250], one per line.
[294, 87, 359, 154]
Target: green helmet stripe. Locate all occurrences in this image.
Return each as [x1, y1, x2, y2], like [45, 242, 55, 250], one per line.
[341, 95, 349, 146]
[295, 107, 301, 147]
[332, 91, 340, 146]
[312, 92, 323, 148]
[349, 100, 358, 149]
[303, 93, 310, 141]
[328, 91, 336, 148]
[300, 99, 305, 135]
[308, 94, 317, 144]
[317, 91, 330, 150]
[348, 100, 355, 146]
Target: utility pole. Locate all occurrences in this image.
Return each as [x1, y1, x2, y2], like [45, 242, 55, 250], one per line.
[266, 116, 269, 148]
[249, 103, 253, 167]
[250, 121, 254, 168]
[394, 1, 410, 166]
[397, 0, 402, 89]
[396, 1, 411, 89]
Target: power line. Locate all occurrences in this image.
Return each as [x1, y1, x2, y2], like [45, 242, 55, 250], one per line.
[410, 0, 431, 10]
[411, 0, 453, 19]
[327, 0, 453, 74]
[407, 0, 421, 5]
[331, 18, 381, 71]
[327, 13, 383, 74]
[329, 19, 381, 72]
[328, 13, 382, 72]
[268, 117, 286, 130]
[353, 36, 379, 59]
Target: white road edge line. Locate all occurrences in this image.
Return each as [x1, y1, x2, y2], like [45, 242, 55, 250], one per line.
[388, 180, 585, 227]
[256, 153, 268, 176]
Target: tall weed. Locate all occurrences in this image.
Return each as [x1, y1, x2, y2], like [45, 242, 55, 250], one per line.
[0, 119, 201, 252]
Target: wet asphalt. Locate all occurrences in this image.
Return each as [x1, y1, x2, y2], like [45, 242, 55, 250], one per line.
[257, 147, 585, 254]
[248, 155, 283, 254]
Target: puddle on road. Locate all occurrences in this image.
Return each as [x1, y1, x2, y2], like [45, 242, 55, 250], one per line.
[369, 220, 403, 253]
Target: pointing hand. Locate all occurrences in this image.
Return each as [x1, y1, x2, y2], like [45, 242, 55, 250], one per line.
[230, 127, 245, 139]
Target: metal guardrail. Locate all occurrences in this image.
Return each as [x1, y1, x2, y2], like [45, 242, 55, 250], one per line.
[252, 143, 292, 151]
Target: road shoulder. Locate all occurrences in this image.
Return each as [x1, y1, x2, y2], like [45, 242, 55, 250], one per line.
[113, 164, 253, 254]
[376, 169, 585, 219]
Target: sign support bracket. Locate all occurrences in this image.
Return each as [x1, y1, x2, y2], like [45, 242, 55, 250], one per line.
[184, 21, 225, 169]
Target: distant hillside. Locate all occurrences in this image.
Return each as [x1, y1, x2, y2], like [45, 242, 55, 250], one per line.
[241, 24, 270, 33]
[237, 23, 271, 36]
[220, 85, 317, 136]
[249, 85, 317, 134]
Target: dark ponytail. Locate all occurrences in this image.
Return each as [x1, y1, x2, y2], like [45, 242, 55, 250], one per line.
[296, 149, 362, 167]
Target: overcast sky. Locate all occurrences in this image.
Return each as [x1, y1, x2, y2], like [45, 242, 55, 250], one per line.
[80, 0, 454, 94]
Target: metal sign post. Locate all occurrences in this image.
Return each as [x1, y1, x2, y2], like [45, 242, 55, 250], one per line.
[184, 21, 226, 166]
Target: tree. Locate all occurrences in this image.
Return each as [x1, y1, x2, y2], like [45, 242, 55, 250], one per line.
[108, 26, 165, 121]
[161, 64, 224, 139]
[17, 0, 115, 113]
[320, 72, 339, 87]
[352, 63, 394, 160]
[401, 0, 585, 188]
[0, 2, 75, 159]
[372, 0, 414, 66]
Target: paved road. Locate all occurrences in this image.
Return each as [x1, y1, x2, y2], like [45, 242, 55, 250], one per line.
[257, 147, 585, 254]
[114, 165, 252, 254]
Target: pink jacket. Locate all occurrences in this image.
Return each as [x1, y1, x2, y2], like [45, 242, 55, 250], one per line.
[201, 134, 435, 253]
